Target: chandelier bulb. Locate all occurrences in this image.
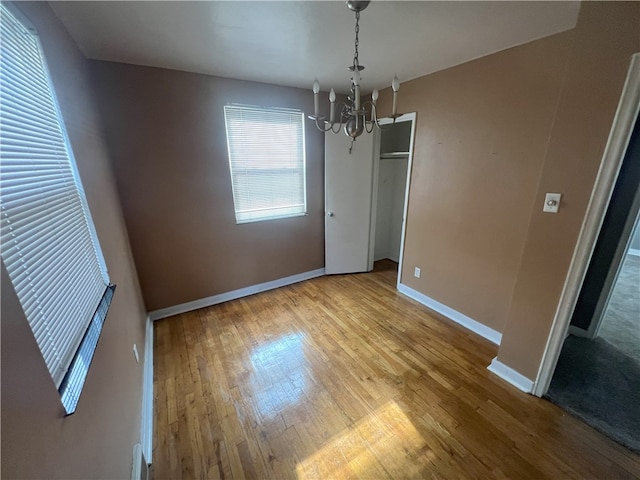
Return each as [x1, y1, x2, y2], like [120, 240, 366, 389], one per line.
[313, 79, 320, 116]
[392, 75, 400, 92]
[372, 89, 379, 102]
[329, 88, 336, 124]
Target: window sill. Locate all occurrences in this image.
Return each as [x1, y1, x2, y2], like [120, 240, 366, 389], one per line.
[236, 212, 308, 225]
[58, 284, 116, 415]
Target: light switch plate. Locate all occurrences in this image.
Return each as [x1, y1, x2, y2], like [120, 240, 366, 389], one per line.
[543, 193, 562, 213]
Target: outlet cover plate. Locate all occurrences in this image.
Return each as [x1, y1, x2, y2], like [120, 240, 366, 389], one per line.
[543, 193, 562, 213]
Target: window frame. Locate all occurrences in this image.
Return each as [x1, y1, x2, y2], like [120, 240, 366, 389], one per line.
[223, 104, 308, 224]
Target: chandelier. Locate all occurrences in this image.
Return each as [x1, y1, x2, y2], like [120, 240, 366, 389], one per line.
[308, 0, 400, 143]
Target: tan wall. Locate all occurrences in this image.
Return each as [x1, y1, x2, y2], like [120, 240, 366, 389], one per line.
[89, 62, 325, 312]
[377, 1, 640, 380]
[1, 3, 148, 479]
[377, 31, 574, 333]
[498, 1, 640, 379]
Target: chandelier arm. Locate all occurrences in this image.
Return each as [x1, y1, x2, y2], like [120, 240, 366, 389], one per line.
[361, 100, 376, 122]
[358, 101, 384, 132]
[367, 116, 393, 131]
[365, 121, 375, 134]
[362, 101, 375, 134]
[314, 117, 336, 132]
[370, 101, 379, 124]
[311, 101, 359, 134]
[371, 101, 401, 131]
[374, 118, 394, 131]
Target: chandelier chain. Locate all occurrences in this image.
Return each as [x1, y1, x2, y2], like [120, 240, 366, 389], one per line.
[353, 10, 360, 69]
[309, 1, 400, 144]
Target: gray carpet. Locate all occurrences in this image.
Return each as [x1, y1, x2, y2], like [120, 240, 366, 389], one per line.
[599, 253, 640, 361]
[546, 335, 640, 452]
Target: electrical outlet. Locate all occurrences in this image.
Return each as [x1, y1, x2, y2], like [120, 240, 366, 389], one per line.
[133, 344, 139, 363]
[414, 267, 421, 278]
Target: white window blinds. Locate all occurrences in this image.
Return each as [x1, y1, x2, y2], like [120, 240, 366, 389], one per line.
[0, 5, 110, 391]
[224, 105, 307, 223]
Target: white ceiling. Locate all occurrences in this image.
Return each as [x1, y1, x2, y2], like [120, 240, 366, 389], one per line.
[49, 1, 581, 94]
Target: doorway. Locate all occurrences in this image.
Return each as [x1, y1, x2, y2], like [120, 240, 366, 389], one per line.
[372, 121, 411, 265]
[598, 217, 640, 361]
[545, 108, 640, 452]
[324, 113, 416, 277]
[368, 114, 416, 282]
[568, 113, 640, 343]
[535, 53, 640, 396]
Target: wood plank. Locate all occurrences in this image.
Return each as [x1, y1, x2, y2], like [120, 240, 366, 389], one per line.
[151, 260, 640, 479]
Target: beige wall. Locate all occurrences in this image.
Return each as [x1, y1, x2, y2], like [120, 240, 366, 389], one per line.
[378, 31, 574, 333]
[377, 1, 639, 381]
[1, 3, 148, 479]
[498, 1, 640, 379]
[89, 62, 325, 312]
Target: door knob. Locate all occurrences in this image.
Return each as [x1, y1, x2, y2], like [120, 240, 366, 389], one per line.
[327, 211, 334, 217]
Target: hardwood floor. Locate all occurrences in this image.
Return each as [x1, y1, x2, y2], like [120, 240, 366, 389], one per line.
[152, 260, 640, 479]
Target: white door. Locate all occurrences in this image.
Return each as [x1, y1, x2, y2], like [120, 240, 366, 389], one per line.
[325, 132, 375, 274]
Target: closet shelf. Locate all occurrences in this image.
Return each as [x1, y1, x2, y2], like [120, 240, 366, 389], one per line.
[380, 151, 410, 159]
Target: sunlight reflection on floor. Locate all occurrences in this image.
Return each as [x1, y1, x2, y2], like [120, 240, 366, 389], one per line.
[296, 400, 432, 479]
[250, 333, 307, 418]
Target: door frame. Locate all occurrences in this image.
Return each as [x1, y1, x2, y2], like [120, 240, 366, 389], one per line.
[572, 196, 640, 339]
[533, 53, 640, 397]
[367, 112, 417, 287]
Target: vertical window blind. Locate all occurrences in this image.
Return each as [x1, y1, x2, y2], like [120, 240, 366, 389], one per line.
[0, 5, 110, 400]
[224, 105, 307, 223]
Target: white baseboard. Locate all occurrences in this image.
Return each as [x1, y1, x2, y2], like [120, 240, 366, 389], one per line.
[131, 443, 149, 480]
[568, 325, 593, 339]
[397, 283, 502, 345]
[149, 268, 326, 321]
[628, 248, 640, 257]
[140, 315, 153, 464]
[487, 357, 535, 393]
[374, 254, 400, 263]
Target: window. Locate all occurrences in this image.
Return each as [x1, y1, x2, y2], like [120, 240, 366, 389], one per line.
[0, 4, 114, 414]
[224, 105, 307, 223]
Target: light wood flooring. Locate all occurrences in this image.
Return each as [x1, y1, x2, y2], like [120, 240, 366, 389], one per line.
[152, 260, 640, 479]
